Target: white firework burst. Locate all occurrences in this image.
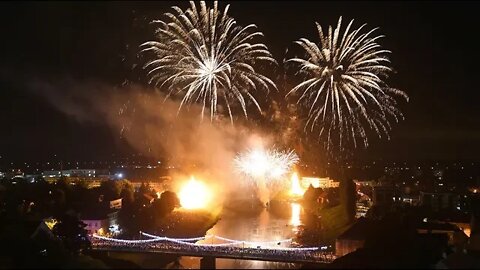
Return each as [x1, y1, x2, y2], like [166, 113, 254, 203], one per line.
[285, 17, 408, 151]
[140, 1, 276, 122]
[234, 147, 299, 183]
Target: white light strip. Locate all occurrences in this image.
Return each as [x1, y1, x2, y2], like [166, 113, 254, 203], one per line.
[240, 239, 293, 246]
[142, 232, 293, 245]
[92, 235, 320, 251]
[166, 238, 241, 247]
[211, 235, 242, 243]
[92, 234, 163, 243]
[140, 231, 208, 242]
[270, 246, 320, 251]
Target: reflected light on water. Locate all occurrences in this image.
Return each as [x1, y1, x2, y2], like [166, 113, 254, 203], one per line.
[290, 203, 301, 227]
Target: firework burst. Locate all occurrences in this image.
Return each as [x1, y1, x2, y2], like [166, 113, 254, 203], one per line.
[234, 147, 299, 183]
[285, 17, 408, 151]
[140, 1, 276, 122]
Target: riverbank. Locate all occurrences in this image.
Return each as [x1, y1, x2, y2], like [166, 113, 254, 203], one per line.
[152, 208, 221, 237]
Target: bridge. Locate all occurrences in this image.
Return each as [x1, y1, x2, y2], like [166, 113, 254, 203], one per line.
[91, 232, 336, 269]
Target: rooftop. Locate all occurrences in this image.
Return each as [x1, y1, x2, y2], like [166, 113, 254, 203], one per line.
[337, 218, 378, 241]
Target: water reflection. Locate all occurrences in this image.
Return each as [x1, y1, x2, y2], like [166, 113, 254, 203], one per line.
[179, 201, 305, 269]
[290, 203, 302, 228]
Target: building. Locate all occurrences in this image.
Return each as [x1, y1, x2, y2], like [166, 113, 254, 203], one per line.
[400, 194, 421, 206]
[31, 218, 57, 240]
[43, 169, 99, 178]
[42, 169, 114, 187]
[356, 201, 372, 218]
[416, 221, 464, 246]
[81, 211, 120, 236]
[80, 198, 122, 235]
[335, 218, 375, 257]
[372, 186, 395, 206]
[354, 179, 380, 187]
[109, 198, 122, 210]
[301, 177, 339, 189]
[435, 251, 480, 269]
[420, 192, 460, 212]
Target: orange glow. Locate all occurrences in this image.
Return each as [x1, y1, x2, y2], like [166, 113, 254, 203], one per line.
[290, 202, 301, 227]
[178, 176, 211, 210]
[290, 172, 304, 196]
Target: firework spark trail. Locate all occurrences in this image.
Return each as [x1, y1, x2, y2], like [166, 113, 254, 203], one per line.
[141, 1, 276, 123]
[285, 17, 408, 151]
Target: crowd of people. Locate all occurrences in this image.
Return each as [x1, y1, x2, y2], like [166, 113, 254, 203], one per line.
[91, 237, 336, 263]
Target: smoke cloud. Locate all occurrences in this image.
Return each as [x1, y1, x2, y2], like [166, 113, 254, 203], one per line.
[28, 78, 275, 205]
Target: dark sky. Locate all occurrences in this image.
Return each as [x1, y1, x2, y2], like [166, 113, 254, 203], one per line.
[0, 1, 478, 164]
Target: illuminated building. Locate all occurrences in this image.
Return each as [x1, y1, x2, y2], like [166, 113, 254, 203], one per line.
[109, 198, 122, 210]
[355, 202, 371, 218]
[31, 218, 57, 240]
[301, 177, 339, 189]
[41, 169, 113, 187]
[81, 198, 122, 235]
[42, 169, 99, 178]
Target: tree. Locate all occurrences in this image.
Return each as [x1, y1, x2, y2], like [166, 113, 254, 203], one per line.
[52, 189, 66, 210]
[157, 191, 180, 216]
[120, 180, 135, 205]
[52, 213, 91, 255]
[99, 180, 122, 201]
[117, 181, 138, 237]
[77, 179, 90, 190]
[57, 176, 71, 191]
[340, 178, 357, 224]
[138, 182, 152, 195]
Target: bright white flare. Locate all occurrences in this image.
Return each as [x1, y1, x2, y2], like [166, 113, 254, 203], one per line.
[178, 176, 211, 210]
[141, 1, 276, 122]
[290, 172, 304, 196]
[285, 17, 408, 151]
[234, 147, 299, 182]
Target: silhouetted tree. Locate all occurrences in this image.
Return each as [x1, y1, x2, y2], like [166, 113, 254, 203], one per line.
[100, 180, 122, 201]
[120, 180, 135, 205]
[340, 178, 356, 224]
[154, 191, 180, 217]
[56, 176, 71, 191]
[52, 189, 66, 210]
[52, 213, 91, 255]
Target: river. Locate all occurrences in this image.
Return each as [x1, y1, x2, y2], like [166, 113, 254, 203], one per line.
[178, 201, 306, 269]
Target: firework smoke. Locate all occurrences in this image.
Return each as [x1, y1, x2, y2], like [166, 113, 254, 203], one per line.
[27, 78, 277, 207]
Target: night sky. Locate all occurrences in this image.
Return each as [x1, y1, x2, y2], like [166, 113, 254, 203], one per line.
[0, 1, 478, 164]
